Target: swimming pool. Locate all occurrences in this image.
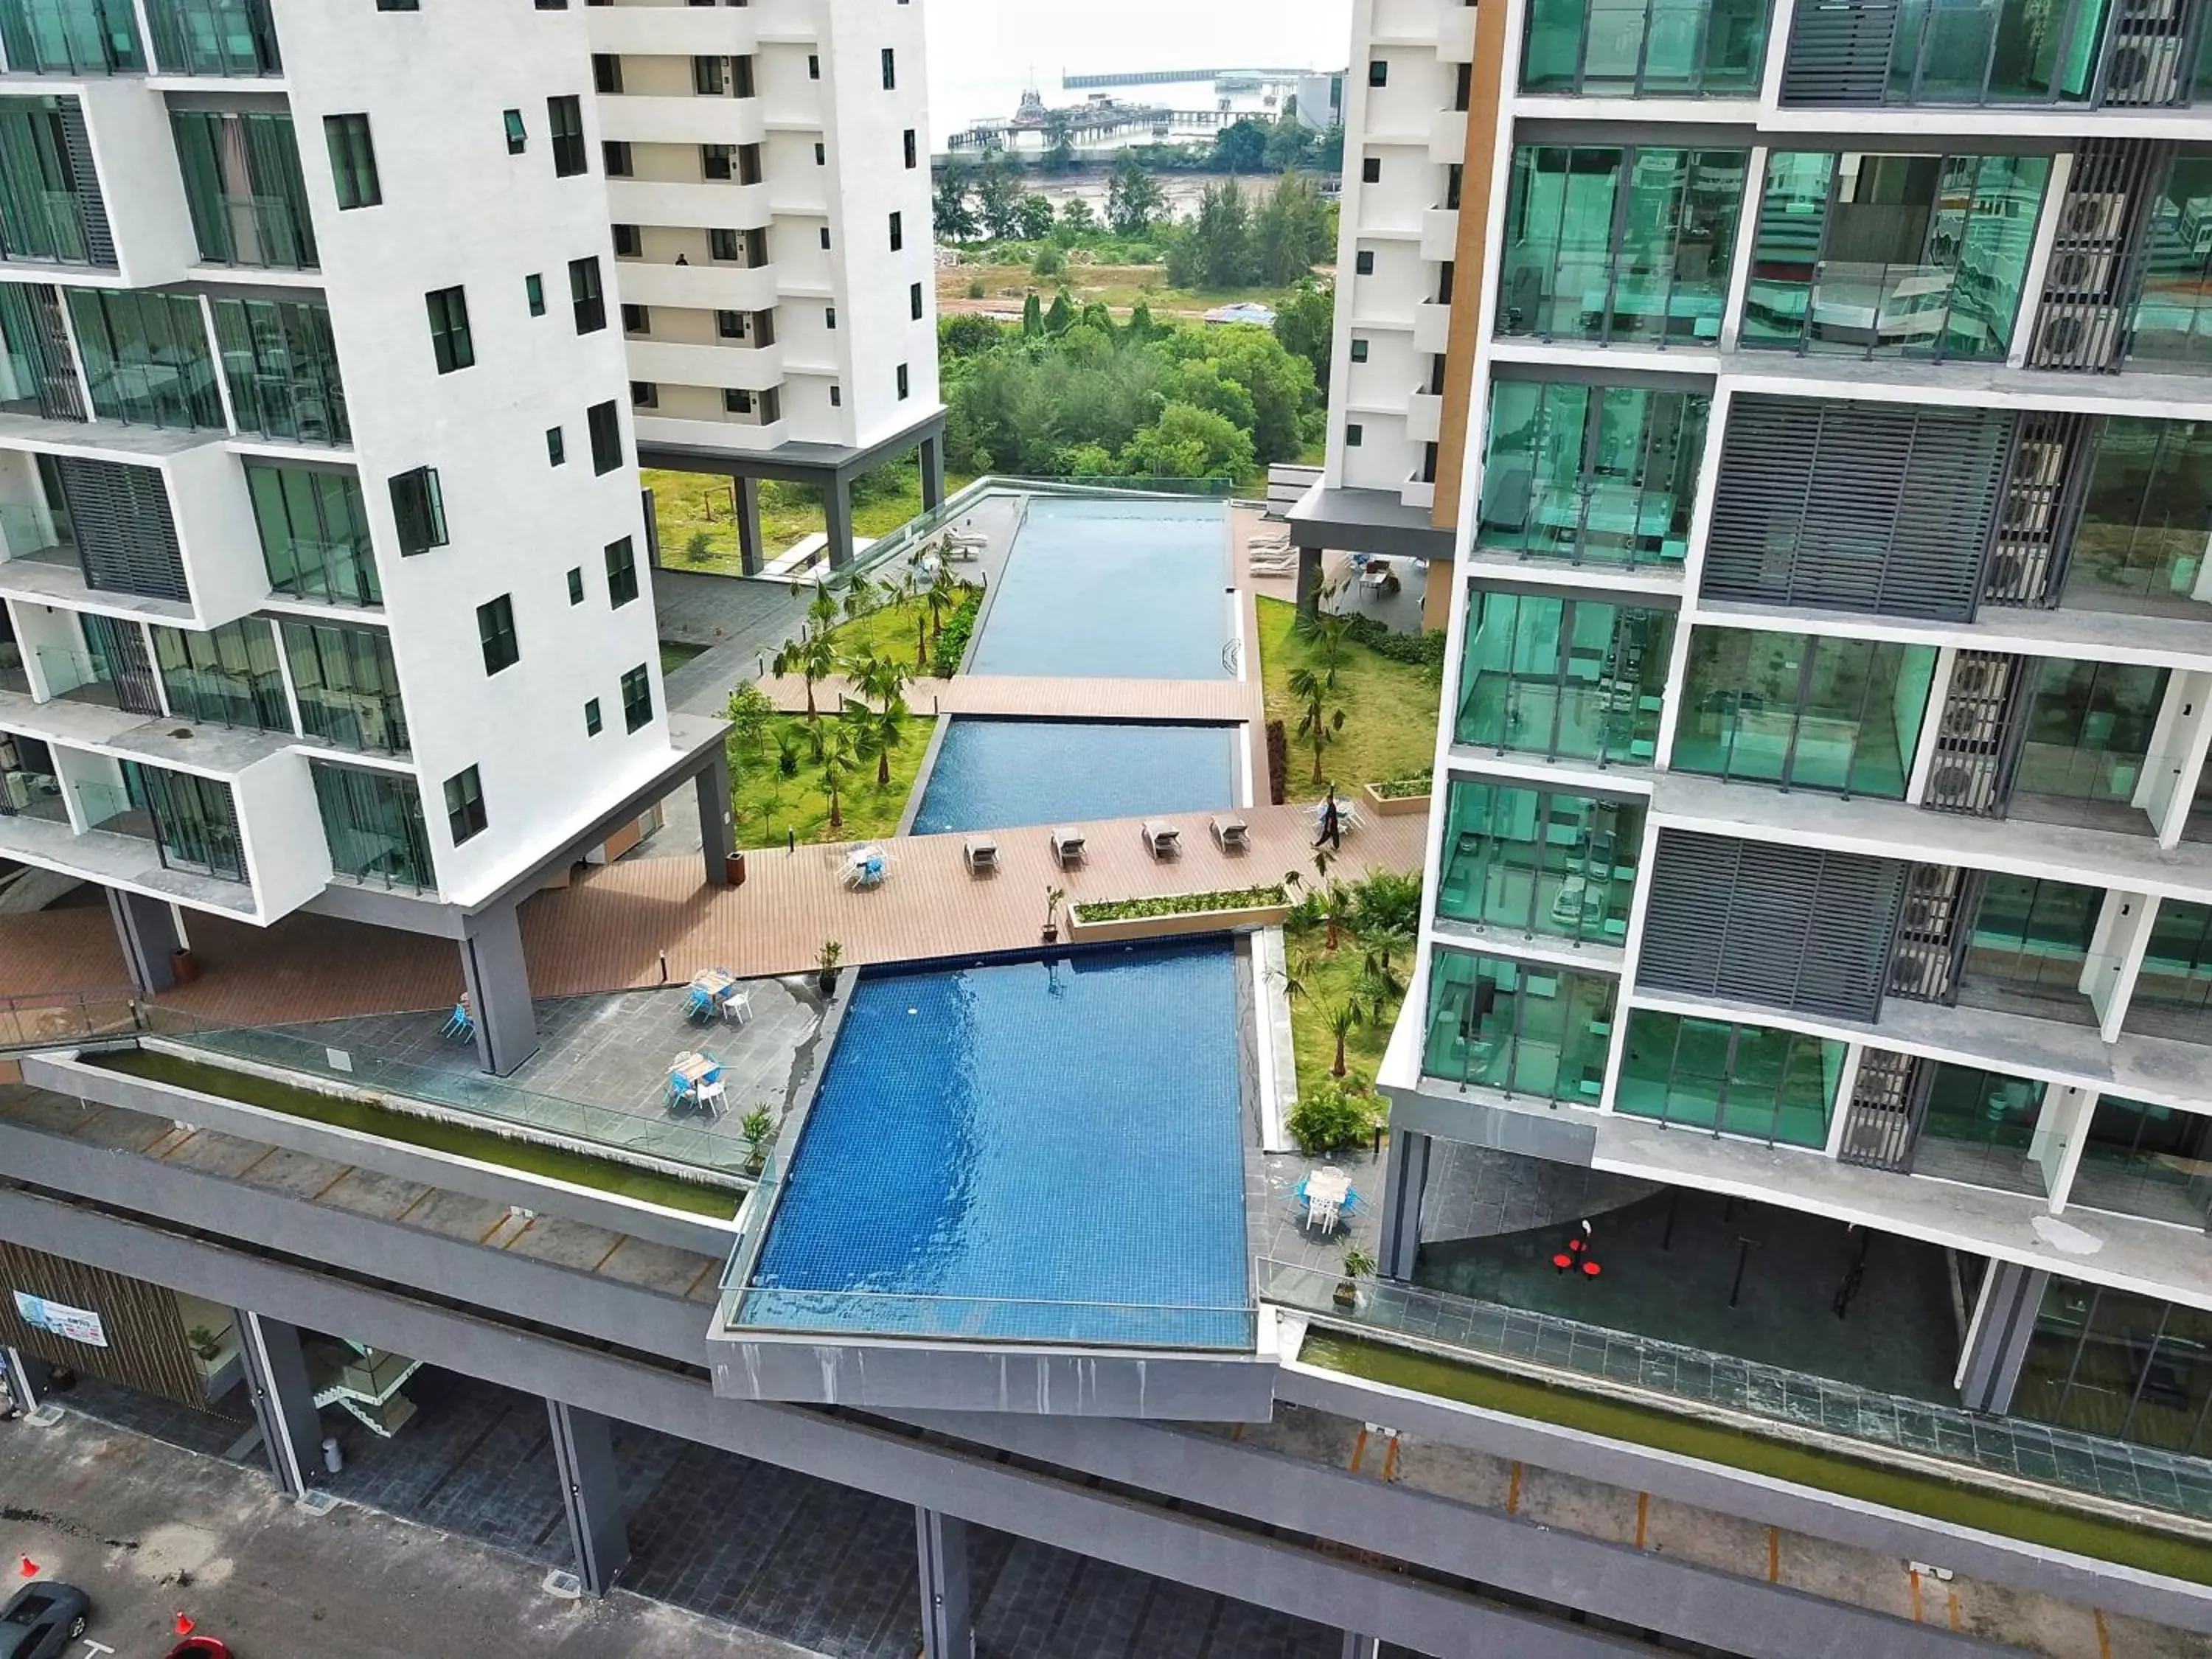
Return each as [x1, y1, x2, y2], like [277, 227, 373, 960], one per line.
[970, 497, 1232, 680]
[738, 940, 1251, 1349]
[909, 718, 1238, 834]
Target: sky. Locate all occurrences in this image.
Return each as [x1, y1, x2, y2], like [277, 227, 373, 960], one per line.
[921, 0, 1357, 148]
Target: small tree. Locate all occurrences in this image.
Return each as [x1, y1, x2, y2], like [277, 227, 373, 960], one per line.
[1325, 998, 1363, 1078]
[684, 529, 714, 563]
[1287, 665, 1345, 785]
[817, 728, 856, 830]
[723, 681, 775, 754]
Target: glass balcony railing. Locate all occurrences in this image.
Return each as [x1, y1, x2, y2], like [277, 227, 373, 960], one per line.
[0, 501, 62, 560]
[0, 0, 142, 74]
[143, 0, 278, 77]
[0, 187, 100, 268]
[1522, 0, 1772, 95]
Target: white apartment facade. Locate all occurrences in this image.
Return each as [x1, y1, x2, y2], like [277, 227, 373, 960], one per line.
[0, 0, 732, 1070]
[1362, 0, 2212, 1449]
[585, 0, 945, 571]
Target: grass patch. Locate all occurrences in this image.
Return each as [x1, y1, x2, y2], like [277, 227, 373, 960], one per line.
[644, 467, 977, 580]
[820, 588, 981, 680]
[1256, 597, 1441, 795]
[91, 1048, 742, 1218]
[1282, 920, 1401, 1105]
[731, 712, 929, 848]
[1300, 1330, 2212, 1586]
[658, 639, 706, 676]
[1075, 886, 1288, 924]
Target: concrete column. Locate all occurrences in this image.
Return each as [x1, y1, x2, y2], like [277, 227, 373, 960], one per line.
[1418, 562, 1453, 633]
[639, 487, 661, 567]
[1340, 1635, 1381, 1659]
[919, 433, 945, 512]
[2082, 888, 2156, 1042]
[696, 750, 734, 881]
[236, 1310, 321, 1498]
[1294, 545, 1325, 616]
[548, 1399, 630, 1596]
[824, 473, 856, 571]
[459, 898, 538, 1076]
[105, 886, 178, 994]
[1378, 1128, 1431, 1281]
[2136, 667, 2212, 846]
[736, 476, 763, 577]
[1956, 1259, 2049, 1415]
[914, 1506, 975, 1659]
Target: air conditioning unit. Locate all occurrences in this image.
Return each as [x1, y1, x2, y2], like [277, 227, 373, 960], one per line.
[2063, 191, 2129, 241]
[2045, 248, 2116, 295]
[2102, 37, 2187, 103]
[2118, 0, 2180, 22]
[2033, 304, 2125, 368]
[1950, 658, 1995, 695]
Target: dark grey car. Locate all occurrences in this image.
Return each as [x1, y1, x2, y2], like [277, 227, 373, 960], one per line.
[0, 1582, 91, 1659]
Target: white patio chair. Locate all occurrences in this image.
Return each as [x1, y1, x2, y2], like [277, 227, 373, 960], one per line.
[718, 988, 752, 1026]
[964, 835, 999, 874]
[1050, 827, 1086, 868]
[1141, 820, 1182, 860]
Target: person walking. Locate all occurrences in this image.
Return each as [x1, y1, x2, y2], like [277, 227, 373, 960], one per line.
[1313, 784, 1342, 851]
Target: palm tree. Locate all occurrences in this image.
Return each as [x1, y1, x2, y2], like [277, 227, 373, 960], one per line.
[841, 573, 876, 623]
[773, 629, 839, 736]
[841, 694, 908, 787]
[805, 582, 839, 638]
[1361, 922, 1414, 995]
[925, 560, 961, 645]
[1320, 880, 1355, 953]
[857, 652, 911, 714]
[1326, 998, 1362, 1078]
[818, 728, 856, 832]
[1354, 961, 1394, 1026]
[1287, 665, 1345, 786]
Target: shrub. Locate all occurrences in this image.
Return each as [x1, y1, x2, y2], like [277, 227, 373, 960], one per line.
[1032, 245, 1065, 276]
[1349, 869, 1422, 936]
[684, 529, 715, 563]
[1073, 885, 1288, 924]
[1373, 770, 1432, 800]
[724, 682, 776, 753]
[966, 277, 986, 299]
[1340, 612, 1447, 672]
[929, 588, 984, 677]
[1287, 1077, 1375, 1157]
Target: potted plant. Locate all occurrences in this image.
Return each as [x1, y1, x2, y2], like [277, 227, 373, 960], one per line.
[185, 1324, 226, 1363]
[1335, 1245, 1376, 1310]
[1041, 885, 1066, 944]
[739, 1107, 776, 1175]
[815, 939, 842, 995]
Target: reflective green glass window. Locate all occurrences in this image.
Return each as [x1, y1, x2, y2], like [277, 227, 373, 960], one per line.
[171, 109, 316, 269]
[121, 759, 243, 880]
[1521, 0, 1771, 94]
[247, 462, 378, 606]
[1671, 627, 1935, 798]
[1913, 1060, 2051, 1196]
[1740, 150, 2049, 361]
[280, 619, 406, 755]
[312, 760, 433, 892]
[0, 0, 141, 73]
[1496, 145, 1747, 345]
[0, 97, 108, 266]
[2063, 420, 2212, 615]
[1419, 947, 1616, 1105]
[1478, 379, 1707, 566]
[1615, 1009, 1841, 1146]
[151, 616, 287, 732]
[2010, 656, 2167, 825]
[1455, 588, 1672, 764]
[212, 296, 347, 444]
[65, 288, 222, 428]
[2017, 1279, 2212, 1455]
[1885, 0, 2106, 103]
[2129, 156, 2212, 372]
[1961, 873, 2101, 1009]
[1436, 779, 1642, 945]
[145, 0, 279, 76]
[2126, 898, 2212, 1035]
[2067, 1098, 2212, 1231]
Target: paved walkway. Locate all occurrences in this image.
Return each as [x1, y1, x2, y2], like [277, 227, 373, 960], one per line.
[757, 671, 1262, 724]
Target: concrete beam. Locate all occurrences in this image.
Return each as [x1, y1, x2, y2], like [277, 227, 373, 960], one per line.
[235, 1310, 321, 1499]
[548, 1399, 630, 1596]
[914, 1507, 974, 1659]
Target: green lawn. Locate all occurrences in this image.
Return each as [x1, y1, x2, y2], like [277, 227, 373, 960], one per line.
[658, 639, 706, 676]
[1283, 919, 1404, 1107]
[821, 590, 975, 678]
[1301, 1331, 2212, 1587]
[1256, 597, 1441, 794]
[646, 467, 976, 580]
[730, 712, 930, 848]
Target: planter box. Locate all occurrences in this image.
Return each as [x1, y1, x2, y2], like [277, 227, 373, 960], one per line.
[1363, 782, 1431, 817]
[1065, 900, 1292, 943]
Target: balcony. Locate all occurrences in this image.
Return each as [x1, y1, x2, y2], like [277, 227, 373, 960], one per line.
[597, 94, 764, 148]
[0, 0, 142, 74]
[1403, 391, 1441, 443]
[1413, 300, 1452, 353]
[142, 0, 280, 78]
[604, 177, 769, 232]
[584, 4, 756, 56]
[1427, 108, 1468, 165]
[1419, 206, 1460, 262]
[612, 257, 779, 313]
[623, 337, 784, 393]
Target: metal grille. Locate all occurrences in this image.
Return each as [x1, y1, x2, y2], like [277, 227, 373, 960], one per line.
[1983, 413, 2093, 608]
[1778, 0, 1902, 104]
[1922, 650, 2025, 815]
[1639, 830, 1909, 1022]
[2028, 140, 2169, 372]
[1706, 395, 2007, 622]
[1888, 863, 1971, 1002]
[2097, 0, 2206, 105]
[13, 287, 83, 422]
[55, 103, 115, 268]
[57, 459, 187, 605]
[1837, 1048, 1927, 1171]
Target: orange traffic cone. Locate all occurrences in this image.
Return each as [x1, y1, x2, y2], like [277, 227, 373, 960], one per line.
[15, 1557, 34, 1578]
[174, 1613, 195, 1637]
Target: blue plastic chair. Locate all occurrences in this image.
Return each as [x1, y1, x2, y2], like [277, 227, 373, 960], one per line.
[684, 986, 717, 1023]
[441, 1002, 473, 1040]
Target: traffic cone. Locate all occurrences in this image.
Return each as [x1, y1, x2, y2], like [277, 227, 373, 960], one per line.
[174, 1613, 195, 1637]
[15, 1556, 34, 1578]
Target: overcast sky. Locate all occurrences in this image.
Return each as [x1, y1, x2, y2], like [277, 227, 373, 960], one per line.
[922, 0, 1356, 145]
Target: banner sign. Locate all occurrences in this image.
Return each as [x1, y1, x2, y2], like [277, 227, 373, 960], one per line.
[12, 1291, 108, 1348]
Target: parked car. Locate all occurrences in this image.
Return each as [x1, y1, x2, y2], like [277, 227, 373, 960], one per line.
[0, 1582, 88, 1658]
[166, 1641, 232, 1659]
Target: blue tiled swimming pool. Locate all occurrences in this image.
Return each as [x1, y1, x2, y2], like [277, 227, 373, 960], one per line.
[739, 940, 1251, 1349]
[909, 717, 1237, 834]
[970, 497, 1232, 679]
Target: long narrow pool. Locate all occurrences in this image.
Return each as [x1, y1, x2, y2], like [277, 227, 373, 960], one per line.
[909, 717, 1238, 834]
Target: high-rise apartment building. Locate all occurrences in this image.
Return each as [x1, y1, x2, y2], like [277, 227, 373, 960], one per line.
[586, 0, 946, 571]
[1371, 0, 2212, 1487]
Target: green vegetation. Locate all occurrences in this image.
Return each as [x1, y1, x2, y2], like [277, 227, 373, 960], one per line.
[1280, 869, 1419, 1106]
[643, 460, 976, 580]
[658, 640, 706, 676]
[1301, 1331, 2212, 1587]
[1373, 771, 1433, 801]
[1074, 885, 1290, 924]
[1256, 597, 1441, 791]
[1287, 1077, 1374, 1158]
[91, 1048, 743, 1217]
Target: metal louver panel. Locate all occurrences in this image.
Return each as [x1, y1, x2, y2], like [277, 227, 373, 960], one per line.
[2028, 139, 2168, 373]
[1706, 396, 2008, 622]
[1837, 1048, 1927, 1171]
[1780, 0, 1902, 104]
[1638, 830, 1909, 1022]
[55, 103, 114, 269]
[1983, 413, 2093, 608]
[1923, 650, 2025, 815]
[57, 458, 187, 605]
[13, 287, 82, 422]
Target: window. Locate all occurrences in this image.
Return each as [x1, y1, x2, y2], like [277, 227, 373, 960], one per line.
[535, 0, 567, 8]
[171, 110, 319, 269]
[621, 663, 653, 731]
[881, 46, 896, 88]
[375, 0, 418, 9]
[153, 619, 288, 734]
[2128, 155, 2212, 371]
[1361, 156, 1381, 184]
[825, 305, 838, 330]
[905, 129, 917, 168]
[815, 141, 827, 165]
[546, 426, 565, 466]
[566, 566, 583, 605]
[1368, 58, 1388, 86]
[1350, 338, 1368, 362]
[588, 400, 622, 473]
[622, 303, 649, 335]
[897, 363, 909, 400]
[603, 140, 632, 176]
[389, 467, 446, 554]
[584, 698, 602, 736]
[476, 594, 518, 675]
[592, 53, 621, 94]
[1447, 164, 1464, 209]
[911, 281, 924, 320]
[313, 763, 432, 892]
[709, 228, 741, 260]
[830, 385, 842, 407]
[605, 536, 638, 606]
[807, 53, 820, 79]
[503, 110, 526, 154]
[702, 143, 732, 180]
[692, 54, 725, 94]
[1616, 1009, 1843, 1147]
[1346, 423, 1363, 446]
[444, 766, 487, 844]
[1439, 780, 1644, 945]
[1477, 378, 1709, 566]
[717, 309, 744, 338]
[612, 223, 641, 257]
[725, 389, 755, 415]
[425, 287, 473, 372]
[209, 296, 346, 442]
[324, 115, 380, 209]
[1421, 948, 1618, 1105]
[547, 95, 585, 177]
[889, 211, 903, 251]
[1520, 0, 1770, 96]
[1456, 589, 1673, 762]
[285, 621, 408, 754]
[2065, 420, 2212, 616]
[630, 380, 658, 408]
[1457, 60, 1473, 109]
[819, 226, 832, 250]
[568, 256, 605, 333]
[248, 463, 378, 607]
[1354, 251, 1375, 275]
[524, 273, 545, 316]
[66, 291, 222, 431]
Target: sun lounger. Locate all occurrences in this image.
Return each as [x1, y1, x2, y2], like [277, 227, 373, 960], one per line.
[1141, 820, 1183, 859]
[1209, 815, 1249, 852]
[964, 835, 999, 874]
[1050, 827, 1086, 867]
